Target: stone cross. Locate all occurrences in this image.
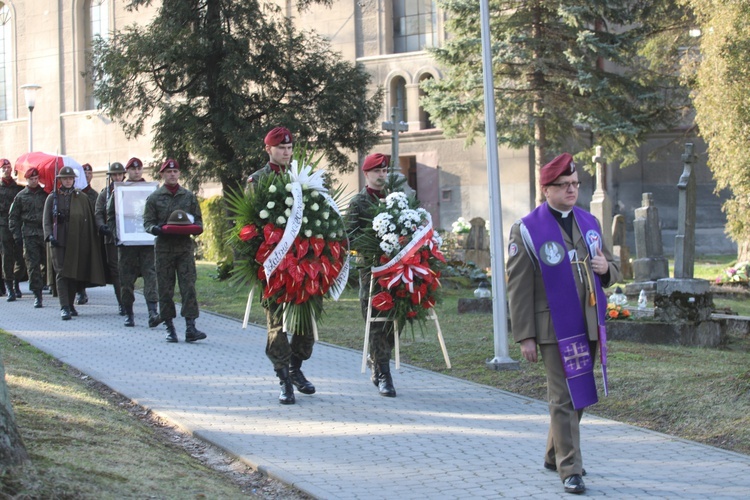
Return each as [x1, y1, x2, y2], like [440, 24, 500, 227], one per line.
[674, 143, 697, 279]
[632, 193, 669, 282]
[381, 107, 408, 171]
[589, 145, 613, 250]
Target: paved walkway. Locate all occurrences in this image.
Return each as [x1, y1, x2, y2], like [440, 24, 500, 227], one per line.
[2, 284, 749, 499]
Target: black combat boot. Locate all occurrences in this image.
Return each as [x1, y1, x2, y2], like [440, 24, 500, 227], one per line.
[124, 305, 135, 327]
[69, 305, 78, 317]
[5, 280, 16, 302]
[60, 306, 72, 321]
[165, 319, 178, 343]
[118, 303, 126, 316]
[275, 367, 295, 405]
[76, 290, 88, 305]
[14, 280, 22, 298]
[367, 355, 380, 387]
[33, 290, 43, 308]
[185, 318, 207, 342]
[377, 362, 397, 397]
[289, 355, 315, 394]
[147, 302, 162, 327]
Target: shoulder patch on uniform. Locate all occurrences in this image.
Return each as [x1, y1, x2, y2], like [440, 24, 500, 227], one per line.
[508, 242, 518, 257]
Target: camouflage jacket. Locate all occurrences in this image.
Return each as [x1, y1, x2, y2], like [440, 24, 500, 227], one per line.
[0, 178, 22, 227]
[9, 186, 47, 239]
[143, 184, 202, 253]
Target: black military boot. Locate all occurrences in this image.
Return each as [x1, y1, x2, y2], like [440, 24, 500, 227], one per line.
[377, 362, 397, 397]
[33, 290, 43, 308]
[14, 280, 22, 298]
[185, 318, 207, 342]
[124, 305, 135, 327]
[275, 367, 295, 405]
[69, 305, 78, 317]
[5, 280, 16, 302]
[165, 319, 178, 343]
[76, 290, 88, 305]
[60, 306, 72, 321]
[118, 302, 126, 316]
[367, 355, 380, 387]
[289, 355, 315, 395]
[147, 302, 162, 328]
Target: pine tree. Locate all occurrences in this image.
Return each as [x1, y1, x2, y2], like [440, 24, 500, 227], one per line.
[422, 0, 692, 203]
[90, 0, 382, 193]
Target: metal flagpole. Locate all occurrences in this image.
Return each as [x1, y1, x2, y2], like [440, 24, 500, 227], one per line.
[479, 0, 518, 369]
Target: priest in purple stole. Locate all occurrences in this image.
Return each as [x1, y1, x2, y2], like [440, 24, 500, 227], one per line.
[506, 153, 620, 495]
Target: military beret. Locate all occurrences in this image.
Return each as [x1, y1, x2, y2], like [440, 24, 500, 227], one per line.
[125, 157, 143, 170]
[540, 153, 576, 186]
[159, 158, 180, 173]
[57, 166, 77, 178]
[82, 163, 93, 172]
[1, 158, 10, 167]
[264, 127, 293, 146]
[362, 153, 390, 172]
[25, 167, 40, 179]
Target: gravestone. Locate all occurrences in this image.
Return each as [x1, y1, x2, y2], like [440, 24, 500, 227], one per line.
[612, 214, 633, 280]
[632, 193, 669, 281]
[464, 217, 490, 269]
[589, 146, 613, 250]
[674, 143, 697, 279]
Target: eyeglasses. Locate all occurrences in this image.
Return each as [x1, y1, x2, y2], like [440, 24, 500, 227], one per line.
[547, 181, 581, 190]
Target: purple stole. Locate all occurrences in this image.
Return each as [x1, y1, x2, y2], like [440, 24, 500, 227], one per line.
[521, 203, 609, 409]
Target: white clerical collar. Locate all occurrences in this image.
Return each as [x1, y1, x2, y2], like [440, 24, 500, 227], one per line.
[549, 205, 572, 218]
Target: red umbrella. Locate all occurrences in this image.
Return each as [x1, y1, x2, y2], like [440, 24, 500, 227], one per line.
[14, 152, 87, 193]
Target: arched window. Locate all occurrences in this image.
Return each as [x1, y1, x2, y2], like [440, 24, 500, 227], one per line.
[390, 76, 408, 123]
[418, 73, 435, 130]
[392, 0, 439, 54]
[0, 3, 12, 121]
[84, 0, 109, 110]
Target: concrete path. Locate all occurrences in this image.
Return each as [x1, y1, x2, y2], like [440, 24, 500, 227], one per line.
[2, 284, 749, 499]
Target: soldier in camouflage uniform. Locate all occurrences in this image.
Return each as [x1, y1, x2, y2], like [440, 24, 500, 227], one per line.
[95, 162, 126, 315]
[9, 168, 48, 308]
[143, 158, 206, 343]
[75, 163, 100, 305]
[346, 153, 406, 397]
[106, 157, 160, 327]
[1, 158, 24, 301]
[246, 127, 316, 405]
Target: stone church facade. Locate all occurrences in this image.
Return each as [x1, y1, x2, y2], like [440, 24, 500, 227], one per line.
[0, 0, 735, 254]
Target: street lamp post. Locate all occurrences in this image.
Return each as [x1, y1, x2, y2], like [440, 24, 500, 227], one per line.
[21, 84, 42, 152]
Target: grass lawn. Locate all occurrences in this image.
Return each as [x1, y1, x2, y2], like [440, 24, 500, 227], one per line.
[196, 257, 750, 456]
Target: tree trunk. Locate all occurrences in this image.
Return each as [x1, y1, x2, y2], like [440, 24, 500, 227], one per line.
[0, 357, 29, 467]
[737, 239, 750, 263]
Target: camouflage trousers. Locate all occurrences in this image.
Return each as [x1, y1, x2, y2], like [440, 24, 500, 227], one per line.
[155, 249, 198, 320]
[22, 235, 45, 292]
[264, 299, 316, 370]
[0, 225, 25, 281]
[359, 271, 401, 365]
[117, 245, 158, 307]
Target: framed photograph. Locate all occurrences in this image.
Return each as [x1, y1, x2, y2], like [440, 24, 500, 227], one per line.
[114, 182, 159, 246]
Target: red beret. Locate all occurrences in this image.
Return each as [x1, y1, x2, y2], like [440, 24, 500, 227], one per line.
[362, 153, 390, 172]
[1, 158, 10, 167]
[25, 167, 40, 179]
[264, 127, 293, 146]
[125, 157, 143, 170]
[159, 158, 180, 173]
[540, 153, 576, 185]
[82, 163, 93, 172]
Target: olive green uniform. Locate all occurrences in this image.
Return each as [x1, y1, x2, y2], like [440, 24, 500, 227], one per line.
[9, 186, 47, 293]
[0, 178, 24, 284]
[142, 184, 202, 320]
[95, 185, 121, 305]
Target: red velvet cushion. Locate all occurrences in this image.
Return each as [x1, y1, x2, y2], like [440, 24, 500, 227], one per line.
[161, 224, 203, 236]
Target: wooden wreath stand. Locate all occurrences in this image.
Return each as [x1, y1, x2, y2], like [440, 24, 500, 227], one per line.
[360, 278, 451, 373]
[242, 285, 318, 341]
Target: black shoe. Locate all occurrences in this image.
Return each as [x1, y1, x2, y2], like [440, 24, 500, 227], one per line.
[147, 302, 162, 327]
[289, 356, 315, 394]
[69, 305, 78, 317]
[165, 320, 178, 343]
[5, 281, 16, 302]
[118, 304, 126, 316]
[275, 367, 295, 405]
[377, 362, 397, 397]
[76, 291, 88, 305]
[367, 355, 379, 387]
[14, 282, 22, 298]
[61, 307, 72, 320]
[563, 474, 585, 494]
[184, 318, 206, 342]
[545, 462, 586, 476]
[33, 291, 43, 308]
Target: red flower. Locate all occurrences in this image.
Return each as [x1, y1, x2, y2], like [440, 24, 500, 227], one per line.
[423, 296, 436, 309]
[263, 223, 283, 245]
[406, 310, 418, 319]
[294, 237, 309, 259]
[310, 237, 325, 257]
[372, 291, 394, 311]
[329, 241, 341, 260]
[239, 224, 258, 242]
[395, 287, 409, 298]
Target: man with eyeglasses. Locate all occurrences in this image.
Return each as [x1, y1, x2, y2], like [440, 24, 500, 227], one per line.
[106, 157, 160, 328]
[506, 152, 619, 495]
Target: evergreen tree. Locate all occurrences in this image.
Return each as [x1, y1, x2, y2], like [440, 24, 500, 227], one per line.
[90, 0, 382, 192]
[687, 0, 750, 260]
[422, 0, 692, 203]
